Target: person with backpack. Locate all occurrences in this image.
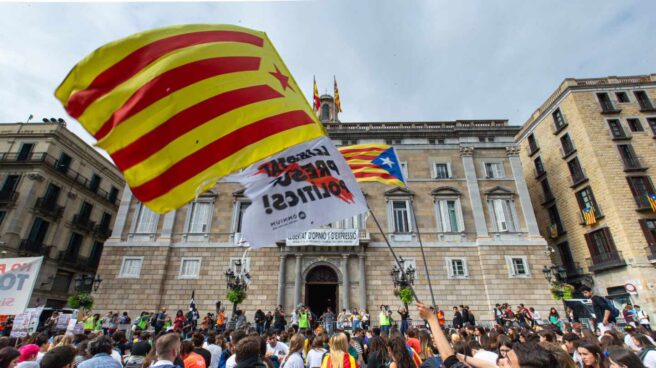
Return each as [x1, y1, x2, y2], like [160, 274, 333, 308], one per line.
[581, 285, 618, 334]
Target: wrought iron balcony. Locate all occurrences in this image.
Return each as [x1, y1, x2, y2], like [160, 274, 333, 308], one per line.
[72, 215, 96, 233]
[0, 190, 18, 207]
[19, 240, 51, 257]
[94, 224, 112, 240]
[622, 156, 648, 172]
[34, 197, 64, 220]
[58, 251, 79, 265]
[586, 250, 626, 273]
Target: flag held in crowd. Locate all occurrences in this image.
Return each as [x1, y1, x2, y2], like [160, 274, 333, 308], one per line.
[339, 144, 406, 187]
[649, 193, 656, 212]
[54, 24, 326, 213]
[189, 290, 196, 312]
[232, 136, 367, 248]
[582, 207, 596, 225]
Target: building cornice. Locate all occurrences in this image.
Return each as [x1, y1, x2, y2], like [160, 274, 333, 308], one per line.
[516, 74, 656, 142]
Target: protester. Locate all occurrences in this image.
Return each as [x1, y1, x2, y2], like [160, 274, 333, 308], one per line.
[279, 334, 304, 368]
[0, 347, 20, 368]
[321, 333, 357, 368]
[40, 346, 76, 368]
[387, 335, 417, 368]
[607, 346, 646, 368]
[306, 335, 327, 368]
[633, 334, 656, 368]
[581, 286, 617, 334]
[77, 336, 122, 368]
[124, 339, 150, 368]
[181, 341, 205, 368]
[233, 336, 266, 368]
[15, 345, 39, 368]
[577, 340, 608, 368]
[153, 333, 181, 368]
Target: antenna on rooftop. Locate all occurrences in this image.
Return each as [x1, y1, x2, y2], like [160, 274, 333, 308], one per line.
[26, 114, 33, 123]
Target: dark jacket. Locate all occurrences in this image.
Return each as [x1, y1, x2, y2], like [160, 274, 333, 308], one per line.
[234, 356, 267, 368]
[452, 311, 463, 328]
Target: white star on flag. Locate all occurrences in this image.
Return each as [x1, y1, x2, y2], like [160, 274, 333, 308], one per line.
[380, 157, 394, 167]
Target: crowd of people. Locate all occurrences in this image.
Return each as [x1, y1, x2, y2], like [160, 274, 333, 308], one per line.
[0, 287, 654, 368]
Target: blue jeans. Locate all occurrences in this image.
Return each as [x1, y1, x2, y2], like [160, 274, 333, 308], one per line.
[401, 319, 409, 336]
[256, 323, 265, 335]
[381, 325, 390, 334]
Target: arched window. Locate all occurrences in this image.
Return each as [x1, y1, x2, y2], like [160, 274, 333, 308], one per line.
[321, 104, 330, 121]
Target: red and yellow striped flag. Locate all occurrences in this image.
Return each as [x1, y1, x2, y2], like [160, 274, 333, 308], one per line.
[334, 76, 342, 113]
[55, 24, 325, 213]
[582, 207, 596, 225]
[649, 194, 656, 212]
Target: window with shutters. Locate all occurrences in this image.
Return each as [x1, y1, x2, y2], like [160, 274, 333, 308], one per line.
[186, 200, 213, 234]
[432, 162, 451, 179]
[483, 162, 505, 179]
[232, 200, 251, 234]
[647, 117, 656, 136]
[446, 257, 468, 278]
[584, 228, 617, 258]
[133, 203, 159, 235]
[627, 176, 655, 209]
[634, 90, 655, 111]
[534, 157, 545, 177]
[527, 134, 539, 154]
[178, 257, 202, 278]
[567, 157, 587, 185]
[56, 152, 72, 174]
[597, 92, 619, 113]
[560, 134, 576, 157]
[505, 256, 529, 277]
[627, 118, 644, 132]
[607, 119, 629, 139]
[552, 108, 567, 131]
[540, 178, 554, 202]
[390, 200, 412, 233]
[487, 197, 518, 233]
[547, 204, 565, 236]
[616, 92, 630, 103]
[575, 187, 602, 218]
[118, 257, 143, 278]
[639, 219, 656, 257]
[435, 198, 464, 233]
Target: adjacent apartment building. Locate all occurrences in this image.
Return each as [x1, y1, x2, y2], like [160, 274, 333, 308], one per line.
[0, 120, 124, 308]
[516, 74, 656, 315]
[92, 96, 557, 322]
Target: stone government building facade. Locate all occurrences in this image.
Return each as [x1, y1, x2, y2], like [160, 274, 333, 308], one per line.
[92, 96, 556, 321]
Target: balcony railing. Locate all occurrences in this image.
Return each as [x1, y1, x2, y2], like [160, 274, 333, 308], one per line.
[586, 250, 626, 273]
[19, 240, 51, 257]
[0, 190, 19, 207]
[58, 251, 78, 265]
[634, 195, 653, 210]
[94, 224, 112, 240]
[622, 156, 648, 172]
[563, 262, 584, 277]
[34, 197, 64, 220]
[0, 152, 120, 207]
[72, 215, 96, 233]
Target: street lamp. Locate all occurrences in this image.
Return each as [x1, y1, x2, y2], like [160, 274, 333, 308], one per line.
[391, 258, 416, 308]
[74, 274, 103, 293]
[225, 260, 250, 319]
[543, 264, 571, 313]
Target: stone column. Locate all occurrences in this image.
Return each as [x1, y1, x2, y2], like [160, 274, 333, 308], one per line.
[110, 185, 132, 239]
[461, 147, 488, 237]
[507, 147, 541, 237]
[294, 254, 303, 308]
[358, 254, 367, 309]
[341, 255, 350, 310]
[277, 255, 287, 308]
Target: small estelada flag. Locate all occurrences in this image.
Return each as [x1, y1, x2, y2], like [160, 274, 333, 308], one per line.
[648, 193, 656, 212]
[334, 76, 342, 113]
[582, 207, 596, 225]
[548, 223, 558, 238]
[339, 144, 406, 187]
[313, 76, 320, 112]
[55, 24, 326, 213]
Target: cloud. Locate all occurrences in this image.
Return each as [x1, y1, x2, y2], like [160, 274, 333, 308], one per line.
[0, 0, 653, 159]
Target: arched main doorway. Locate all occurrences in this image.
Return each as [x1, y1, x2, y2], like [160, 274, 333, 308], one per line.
[305, 265, 338, 315]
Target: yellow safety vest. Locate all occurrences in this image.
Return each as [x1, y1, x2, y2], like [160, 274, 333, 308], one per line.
[379, 311, 390, 326]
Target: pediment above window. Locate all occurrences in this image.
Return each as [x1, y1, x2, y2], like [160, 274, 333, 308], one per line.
[431, 186, 462, 197]
[384, 187, 414, 197]
[485, 186, 515, 197]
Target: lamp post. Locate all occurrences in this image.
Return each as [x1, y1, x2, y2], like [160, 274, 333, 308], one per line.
[391, 257, 416, 309]
[74, 274, 103, 293]
[225, 260, 250, 320]
[542, 264, 570, 314]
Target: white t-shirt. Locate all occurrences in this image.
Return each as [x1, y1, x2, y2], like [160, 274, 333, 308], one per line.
[643, 349, 656, 368]
[225, 354, 236, 368]
[111, 350, 123, 366]
[281, 352, 304, 368]
[306, 348, 326, 368]
[266, 341, 289, 358]
[473, 350, 498, 365]
[204, 344, 222, 368]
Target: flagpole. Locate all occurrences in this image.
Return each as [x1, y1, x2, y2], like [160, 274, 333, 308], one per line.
[367, 205, 421, 304]
[409, 201, 437, 310]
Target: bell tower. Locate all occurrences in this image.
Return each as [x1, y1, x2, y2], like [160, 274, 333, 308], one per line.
[318, 94, 340, 124]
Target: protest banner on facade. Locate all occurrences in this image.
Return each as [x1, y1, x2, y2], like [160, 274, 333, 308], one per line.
[0, 257, 43, 315]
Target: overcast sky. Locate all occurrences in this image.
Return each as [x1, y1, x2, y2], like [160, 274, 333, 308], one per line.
[0, 0, 654, 150]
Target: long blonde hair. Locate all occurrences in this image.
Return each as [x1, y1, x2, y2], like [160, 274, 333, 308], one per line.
[327, 333, 349, 368]
[282, 334, 305, 366]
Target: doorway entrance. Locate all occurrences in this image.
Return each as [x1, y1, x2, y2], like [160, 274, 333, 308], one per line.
[305, 265, 338, 316]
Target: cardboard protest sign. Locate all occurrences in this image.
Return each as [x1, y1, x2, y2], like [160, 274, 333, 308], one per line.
[0, 257, 43, 315]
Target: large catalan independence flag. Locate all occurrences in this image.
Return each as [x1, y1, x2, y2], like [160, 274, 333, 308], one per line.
[55, 24, 326, 213]
[338, 144, 406, 186]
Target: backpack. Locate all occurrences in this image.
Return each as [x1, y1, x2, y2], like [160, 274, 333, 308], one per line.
[419, 356, 443, 368]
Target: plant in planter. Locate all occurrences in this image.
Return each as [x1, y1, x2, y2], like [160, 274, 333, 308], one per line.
[68, 292, 94, 310]
[397, 287, 414, 308]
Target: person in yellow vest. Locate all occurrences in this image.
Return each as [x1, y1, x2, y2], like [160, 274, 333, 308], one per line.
[299, 306, 310, 330]
[83, 312, 95, 333]
[379, 305, 391, 335]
